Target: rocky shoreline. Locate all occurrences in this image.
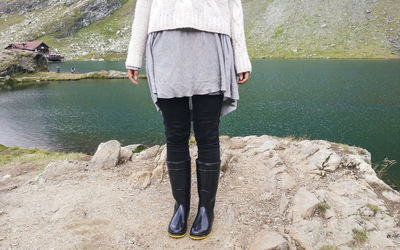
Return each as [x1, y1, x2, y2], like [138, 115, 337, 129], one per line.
[0, 49, 146, 90]
[1, 135, 399, 249]
[0, 70, 147, 90]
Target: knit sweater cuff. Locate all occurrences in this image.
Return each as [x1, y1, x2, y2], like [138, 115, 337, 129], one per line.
[234, 50, 252, 74]
[125, 51, 144, 69]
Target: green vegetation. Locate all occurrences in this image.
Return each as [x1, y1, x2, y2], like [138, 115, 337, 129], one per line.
[373, 157, 397, 180]
[2, 0, 398, 61]
[0, 13, 25, 30]
[0, 143, 86, 169]
[349, 229, 368, 246]
[316, 202, 331, 214]
[132, 145, 148, 154]
[271, 24, 285, 39]
[366, 203, 380, 216]
[0, 70, 148, 90]
[3, 77, 17, 87]
[319, 246, 339, 250]
[35, 0, 134, 61]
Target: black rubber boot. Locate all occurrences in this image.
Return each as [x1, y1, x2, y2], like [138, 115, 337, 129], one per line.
[167, 158, 191, 238]
[189, 158, 221, 240]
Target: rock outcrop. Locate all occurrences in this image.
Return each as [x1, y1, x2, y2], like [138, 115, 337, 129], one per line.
[0, 49, 48, 77]
[1, 135, 399, 249]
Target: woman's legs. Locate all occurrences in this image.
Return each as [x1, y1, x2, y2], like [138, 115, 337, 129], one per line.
[157, 94, 223, 164]
[157, 96, 192, 238]
[190, 94, 223, 239]
[157, 94, 224, 239]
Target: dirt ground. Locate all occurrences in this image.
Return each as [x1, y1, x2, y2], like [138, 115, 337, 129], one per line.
[1, 135, 399, 249]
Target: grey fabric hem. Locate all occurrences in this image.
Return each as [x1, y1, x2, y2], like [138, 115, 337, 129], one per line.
[126, 65, 141, 70]
[145, 28, 239, 118]
[150, 89, 238, 118]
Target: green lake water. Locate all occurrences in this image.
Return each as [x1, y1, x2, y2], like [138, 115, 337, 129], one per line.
[0, 59, 399, 189]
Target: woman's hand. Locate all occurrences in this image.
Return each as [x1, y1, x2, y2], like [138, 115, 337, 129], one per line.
[128, 69, 140, 86]
[238, 71, 250, 85]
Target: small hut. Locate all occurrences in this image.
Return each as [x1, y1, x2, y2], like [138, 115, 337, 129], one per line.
[4, 41, 64, 61]
[5, 41, 49, 53]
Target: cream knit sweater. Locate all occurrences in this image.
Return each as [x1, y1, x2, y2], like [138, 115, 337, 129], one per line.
[125, 0, 252, 74]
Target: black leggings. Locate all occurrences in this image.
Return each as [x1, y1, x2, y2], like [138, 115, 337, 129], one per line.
[157, 94, 223, 163]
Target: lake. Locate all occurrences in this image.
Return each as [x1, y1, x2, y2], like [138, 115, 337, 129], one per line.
[0, 59, 399, 190]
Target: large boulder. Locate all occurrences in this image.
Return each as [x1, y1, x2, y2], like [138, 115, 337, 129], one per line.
[0, 49, 48, 77]
[89, 140, 121, 170]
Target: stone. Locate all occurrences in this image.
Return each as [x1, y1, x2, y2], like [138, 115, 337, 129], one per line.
[287, 219, 324, 249]
[279, 193, 289, 214]
[221, 151, 233, 172]
[359, 206, 374, 217]
[134, 145, 160, 161]
[26, 160, 87, 185]
[122, 144, 143, 153]
[89, 140, 121, 169]
[130, 170, 152, 189]
[249, 229, 289, 250]
[323, 152, 342, 172]
[119, 147, 133, 163]
[277, 172, 296, 190]
[324, 208, 336, 220]
[368, 230, 395, 248]
[290, 187, 320, 222]
[382, 190, 400, 202]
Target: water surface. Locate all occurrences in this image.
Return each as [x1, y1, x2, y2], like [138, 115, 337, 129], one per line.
[1, 59, 399, 189]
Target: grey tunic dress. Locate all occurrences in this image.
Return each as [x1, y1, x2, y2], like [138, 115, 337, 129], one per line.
[130, 27, 240, 118]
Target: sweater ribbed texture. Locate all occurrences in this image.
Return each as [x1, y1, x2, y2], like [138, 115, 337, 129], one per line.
[125, 0, 252, 74]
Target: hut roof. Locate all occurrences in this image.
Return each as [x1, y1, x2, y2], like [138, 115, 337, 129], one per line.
[5, 41, 49, 51]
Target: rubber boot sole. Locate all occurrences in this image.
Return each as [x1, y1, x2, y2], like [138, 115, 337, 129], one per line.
[168, 232, 186, 239]
[189, 231, 211, 240]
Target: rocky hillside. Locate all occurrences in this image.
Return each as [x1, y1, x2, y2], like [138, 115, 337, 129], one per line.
[0, 0, 399, 60]
[1, 135, 400, 249]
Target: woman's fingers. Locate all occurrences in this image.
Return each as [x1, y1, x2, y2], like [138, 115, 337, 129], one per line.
[134, 70, 139, 80]
[238, 71, 250, 85]
[127, 69, 139, 86]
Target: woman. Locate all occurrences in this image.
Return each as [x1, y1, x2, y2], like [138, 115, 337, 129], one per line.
[125, 0, 251, 240]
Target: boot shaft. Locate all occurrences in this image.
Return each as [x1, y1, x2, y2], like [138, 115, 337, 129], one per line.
[195, 158, 221, 208]
[167, 158, 191, 206]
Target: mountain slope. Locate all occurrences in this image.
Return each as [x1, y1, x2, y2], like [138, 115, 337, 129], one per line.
[0, 0, 399, 60]
[243, 0, 400, 58]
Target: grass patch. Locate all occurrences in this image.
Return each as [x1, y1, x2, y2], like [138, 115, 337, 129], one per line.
[366, 203, 380, 216]
[319, 246, 339, 250]
[350, 229, 368, 246]
[373, 157, 397, 180]
[0, 13, 25, 30]
[271, 24, 285, 39]
[132, 145, 148, 154]
[316, 202, 331, 213]
[0, 143, 87, 169]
